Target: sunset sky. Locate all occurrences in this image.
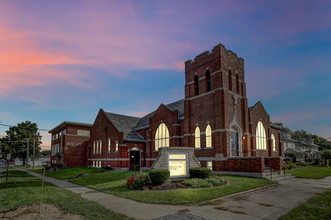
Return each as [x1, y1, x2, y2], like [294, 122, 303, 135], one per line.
[0, 0, 330, 150]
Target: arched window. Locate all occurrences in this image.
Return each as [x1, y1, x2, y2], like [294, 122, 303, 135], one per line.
[194, 75, 199, 95]
[271, 134, 276, 151]
[256, 121, 266, 150]
[228, 70, 232, 91]
[206, 125, 212, 148]
[195, 126, 201, 148]
[206, 71, 211, 92]
[236, 74, 239, 94]
[155, 123, 169, 151]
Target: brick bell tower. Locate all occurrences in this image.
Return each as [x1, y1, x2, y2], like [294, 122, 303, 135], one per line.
[183, 44, 251, 159]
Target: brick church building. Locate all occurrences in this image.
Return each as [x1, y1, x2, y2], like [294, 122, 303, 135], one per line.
[50, 43, 283, 178]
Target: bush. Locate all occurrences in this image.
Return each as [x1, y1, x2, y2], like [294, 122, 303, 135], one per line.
[127, 172, 151, 190]
[296, 161, 307, 166]
[206, 176, 227, 186]
[182, 178, 212, 188]
[189, 167, 212, 179]
[102, 166, 114, 171]
[149, 170, 170, 185]
[313, 159, 320, 165]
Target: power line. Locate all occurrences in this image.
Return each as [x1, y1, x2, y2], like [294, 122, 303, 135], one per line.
[0, 123, 49, 132]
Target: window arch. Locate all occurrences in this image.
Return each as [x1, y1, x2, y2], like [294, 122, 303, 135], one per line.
[195, 126, 201, 148]
[236, 74, 239, 94]
[155, 123, 169, 151]
[271, 134, 276, 151]
[256, 121, 266, 150]
[206, 71, 211, 92]
[228, 70, 232, 91]
[194, 75, 199, 95]
[206, 125, 212, 148]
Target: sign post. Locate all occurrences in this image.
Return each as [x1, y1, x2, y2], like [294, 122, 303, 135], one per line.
[6, 153, 10, 183]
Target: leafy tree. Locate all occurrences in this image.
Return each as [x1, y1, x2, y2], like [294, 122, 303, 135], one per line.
[272, 122, 291, 132]
[40, 150, 51, 156]
[321, 150, 331, 160]
[0, 121, 42, 164]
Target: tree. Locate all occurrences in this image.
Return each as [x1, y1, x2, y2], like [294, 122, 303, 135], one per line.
[0, 121, 42, 165]
[321, 149, 331, 160]
[41, 150, 51, 156]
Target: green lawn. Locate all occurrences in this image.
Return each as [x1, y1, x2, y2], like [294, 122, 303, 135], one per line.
[0, 169, 131, 220]
[279, 188, 331, 220]
[70, 171, 274, 205]
[38, 167, 106, 180]
[286, 166, 331, 179]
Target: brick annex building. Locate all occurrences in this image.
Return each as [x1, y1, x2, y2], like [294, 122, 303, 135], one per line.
[50, 44, 283, 178]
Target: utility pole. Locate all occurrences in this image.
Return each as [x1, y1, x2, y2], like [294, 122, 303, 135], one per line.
[33, 138, 35, 170]
[26, 139, 29, 168]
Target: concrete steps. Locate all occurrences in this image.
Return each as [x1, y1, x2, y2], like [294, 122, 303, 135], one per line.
[263, 169, 295, 181]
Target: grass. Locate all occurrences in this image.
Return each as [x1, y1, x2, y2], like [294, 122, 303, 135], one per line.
[286, 166, 331, 179]
[35, 167, 106, 180]
[70, 171, 274, 205]
[0, 169, 131, 220]
[279, 188, 331, 220]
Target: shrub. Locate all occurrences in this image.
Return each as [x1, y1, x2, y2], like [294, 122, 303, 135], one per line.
[149, 170, 170, 185]
[206, 176, 227, 186]
[102, 166, 114, 171]
[182, 178, 212, 188]
[189, 167, 212, 179]
[126, 172, 151, 190]
[313, 159, 320, 165]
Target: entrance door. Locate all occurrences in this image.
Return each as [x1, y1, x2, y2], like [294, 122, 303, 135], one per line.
[231, 131, 239, 156]
[130, 150, 140, 171]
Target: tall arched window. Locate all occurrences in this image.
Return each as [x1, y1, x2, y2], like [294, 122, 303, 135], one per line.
[206, 125, 212, 148]
[271, 134, 276, 151]
[195, 126, 201, 148]
[228, 70, 232, 91]
[155, 123, 169, 151]
[206, 71, 211, 92]
[194, 75, 199, 95]
[256, 121, 266, 150]
[236, 74, 239, 94]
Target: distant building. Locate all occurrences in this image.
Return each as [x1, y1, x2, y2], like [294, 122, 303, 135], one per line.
[50, 43, 284, 178]
[49, 121, 92, 167]
[277, 128, 321, 161]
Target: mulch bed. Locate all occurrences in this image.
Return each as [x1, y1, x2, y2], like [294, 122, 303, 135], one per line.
[151, 181, 190, 190]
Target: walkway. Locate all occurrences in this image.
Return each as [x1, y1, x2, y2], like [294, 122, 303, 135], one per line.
[16, 168, 331, 220]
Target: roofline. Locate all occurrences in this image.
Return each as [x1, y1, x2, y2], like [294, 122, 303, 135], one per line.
[49, 121, 92, 133]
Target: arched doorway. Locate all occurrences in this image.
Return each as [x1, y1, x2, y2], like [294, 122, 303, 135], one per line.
[231, 127, 240, 156]
[130, 147, 140, 171]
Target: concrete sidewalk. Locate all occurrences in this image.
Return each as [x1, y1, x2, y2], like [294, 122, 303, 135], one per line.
[16, 168, 331, 220]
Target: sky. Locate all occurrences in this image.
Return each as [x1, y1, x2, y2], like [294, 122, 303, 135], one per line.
[0, 0, 330, 150]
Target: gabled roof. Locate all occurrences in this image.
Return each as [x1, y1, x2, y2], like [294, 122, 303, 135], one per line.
[134, 99, 184, 130]
[103, 111, 145, 142]
[49, 121, 92, 133]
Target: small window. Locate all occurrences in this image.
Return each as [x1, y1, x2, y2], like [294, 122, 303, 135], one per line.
[194, 75, 199, 95]
[99, 140, 102, 153]
[271, 134, 276, 151]
[108, 138, 111, 152]
[207, 161, 213, 170]
[206, 125, 212, 148]
[236, 74, 239, 94]
[195, 126, 201, 148]
[228, 70, 232, 91]
[115, 141, 118, 152]
[206, 71, 211, 92]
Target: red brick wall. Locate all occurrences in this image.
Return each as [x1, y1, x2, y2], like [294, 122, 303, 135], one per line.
[265, 157, 282, 170]
[214, 157, 264, 173]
